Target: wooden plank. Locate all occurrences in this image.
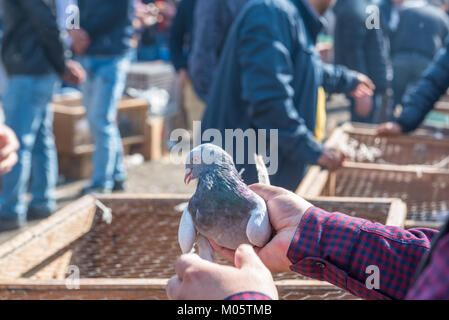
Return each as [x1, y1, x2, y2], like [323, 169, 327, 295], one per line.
[296, 166, 327, 197]
[386, 199, 407, 228]
[0, 196, 96, 278]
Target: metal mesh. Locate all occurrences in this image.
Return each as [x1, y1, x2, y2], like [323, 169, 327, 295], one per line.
[314, 201, 390, 224]
[323, 168, 449, 223]
[344, 133, 449, 168]
[22, 199, 395, 282]
[0, 197, 369, 300]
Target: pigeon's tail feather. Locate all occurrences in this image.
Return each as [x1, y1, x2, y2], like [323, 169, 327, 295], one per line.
[254, 154, 270, 185]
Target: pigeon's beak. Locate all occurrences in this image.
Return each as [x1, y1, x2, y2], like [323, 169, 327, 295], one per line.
[184, 168, 193, 185]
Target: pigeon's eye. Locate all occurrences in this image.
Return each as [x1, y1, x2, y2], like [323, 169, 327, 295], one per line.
[192, 155, 201, 164]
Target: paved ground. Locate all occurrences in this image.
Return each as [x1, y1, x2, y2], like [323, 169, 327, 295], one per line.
[0, 94, 350, 244]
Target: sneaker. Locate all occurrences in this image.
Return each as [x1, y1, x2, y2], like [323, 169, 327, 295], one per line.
[113, 180, 127, 192]
[80, 185, 112, 196]
[27, 207, 54, 221]
[0, 216, 25, 232]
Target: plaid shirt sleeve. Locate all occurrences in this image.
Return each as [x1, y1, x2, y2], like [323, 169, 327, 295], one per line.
[287, 207, 438, 300]
[406, 234, 449, 299]
[225, 292, 272, 300]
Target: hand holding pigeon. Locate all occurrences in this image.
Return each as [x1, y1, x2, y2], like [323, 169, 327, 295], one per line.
[178, 144, 272, 261]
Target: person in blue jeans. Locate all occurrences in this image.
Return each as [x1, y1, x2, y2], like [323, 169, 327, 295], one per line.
[71, 0, 135, 194]
[0, 0, 86, 232]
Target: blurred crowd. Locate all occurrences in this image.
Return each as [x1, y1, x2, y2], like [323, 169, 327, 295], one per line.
[0, 0, 449, 232]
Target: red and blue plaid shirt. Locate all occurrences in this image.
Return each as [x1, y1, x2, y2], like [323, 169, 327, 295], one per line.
[228, 206, 449, 300]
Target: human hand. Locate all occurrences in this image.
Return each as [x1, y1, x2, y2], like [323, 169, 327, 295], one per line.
[211, 184, 312, 273]
[0, 125, 19, 175]
[166, 244, 278, 300]
[376, 122, 403, 136]
[351, 73, 375, 99]
[317, 147, 346, 171]
[61, 60, 86, 86]
[354, 95, 373, 118]
[68, 29, 91, 56]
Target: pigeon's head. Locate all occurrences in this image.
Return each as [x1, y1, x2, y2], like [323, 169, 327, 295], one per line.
[184, 144, 235, 184]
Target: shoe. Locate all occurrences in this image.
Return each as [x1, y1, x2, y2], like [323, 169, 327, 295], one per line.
[27, 207, 54, 221]
[0, 216, 25, 232]
[80, 185, 112, 196]
[113, 180, 127, 192]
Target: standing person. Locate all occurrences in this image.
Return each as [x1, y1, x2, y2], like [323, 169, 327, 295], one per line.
[188, 0, 250, 101]
[390, 0, 449, 108]
[201, 0, 375, 192]
[0, 0, 85, 232]
[333, 0, 390, 123]
[70, 0, 135, 194]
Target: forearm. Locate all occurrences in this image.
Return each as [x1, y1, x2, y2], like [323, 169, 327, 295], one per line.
[287, 207, 437, 300]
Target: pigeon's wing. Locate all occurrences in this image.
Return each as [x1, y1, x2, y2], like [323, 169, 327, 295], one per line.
[246, 193, 271, 247]
[178, 207, 196, 254]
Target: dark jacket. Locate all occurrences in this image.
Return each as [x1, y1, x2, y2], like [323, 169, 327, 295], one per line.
[333, 0, 389, 93]
[391, 3, 449, 60]
[78, 0, 134, 56]
[202, 0, 359, 191]
[376, 0, 395, 36]
[169, 0, 196, 71]
[189, 0, 250, 100]
[396, 37, 449, 132]
[1, 0, 66, 76]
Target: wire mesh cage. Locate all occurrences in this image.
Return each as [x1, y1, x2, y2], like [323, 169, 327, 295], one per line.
[328, 123, 449, 168]
[0, 195, 392, 300]
[298, 163, 449, 229]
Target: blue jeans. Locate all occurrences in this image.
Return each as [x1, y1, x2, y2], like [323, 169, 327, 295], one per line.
[79, 54, 130, 189]
[0, 74, 58, 220]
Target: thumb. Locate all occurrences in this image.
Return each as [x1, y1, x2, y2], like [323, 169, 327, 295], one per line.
[234, 244, 264, 270]
[249, 183, 289, 202]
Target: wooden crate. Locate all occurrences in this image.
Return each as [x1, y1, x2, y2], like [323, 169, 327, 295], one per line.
[327, 123, 449, 168]
[58, 136, 146, 180]
[53, 96, 147, 155]
[126, 61, 175, 92]
[297, 163, 449, 229]
[0, 195, 366, 300]
[307, 196, 406, 227]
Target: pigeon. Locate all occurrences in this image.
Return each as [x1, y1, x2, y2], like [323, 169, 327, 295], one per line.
[178, 143, 272, 261]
